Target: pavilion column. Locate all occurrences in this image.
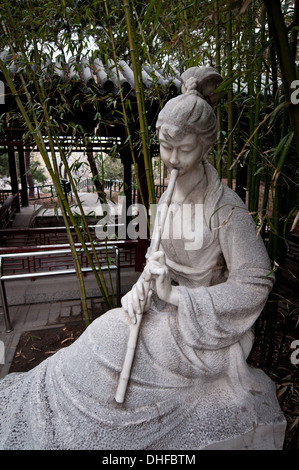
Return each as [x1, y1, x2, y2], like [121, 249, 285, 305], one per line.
[25, 148, 35, 199]
[17, 145, 29, 207]
[120, 148, 133, 236]
[7, 146, 20, 212]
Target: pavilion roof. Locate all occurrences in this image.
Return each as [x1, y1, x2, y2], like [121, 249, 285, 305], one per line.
[0, 51, 181, 95]
[0, 52, 181, 148]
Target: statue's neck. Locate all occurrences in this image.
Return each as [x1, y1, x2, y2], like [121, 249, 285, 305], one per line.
[172, 161, 207, 204]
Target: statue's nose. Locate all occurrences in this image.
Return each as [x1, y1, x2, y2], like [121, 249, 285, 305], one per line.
[169, 149, 179, 166]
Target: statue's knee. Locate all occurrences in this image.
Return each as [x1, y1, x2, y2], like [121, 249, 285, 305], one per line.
[94, 306, 130, 328]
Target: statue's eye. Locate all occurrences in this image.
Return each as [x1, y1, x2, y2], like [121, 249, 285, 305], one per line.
[161, 144, 172, 151]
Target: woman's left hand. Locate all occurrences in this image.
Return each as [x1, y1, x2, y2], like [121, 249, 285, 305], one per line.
[144, 251, 179, 307]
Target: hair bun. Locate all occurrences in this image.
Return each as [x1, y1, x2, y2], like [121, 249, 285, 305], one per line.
[184, 77, 204, 98]
[181, 66, 223, 107]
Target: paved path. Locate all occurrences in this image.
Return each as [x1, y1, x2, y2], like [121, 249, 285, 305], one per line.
[0, 195, 140, 378]
[0, 297, 104, 378]
[0, 266, 139, 379]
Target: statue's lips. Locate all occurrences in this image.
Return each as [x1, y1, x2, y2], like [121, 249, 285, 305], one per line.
[169, 166, 181, 172]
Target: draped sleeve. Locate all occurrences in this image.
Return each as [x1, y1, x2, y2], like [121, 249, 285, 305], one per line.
[176, 184, 274, 352]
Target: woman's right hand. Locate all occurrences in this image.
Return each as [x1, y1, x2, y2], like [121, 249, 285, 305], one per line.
[121, 275, 153, 324]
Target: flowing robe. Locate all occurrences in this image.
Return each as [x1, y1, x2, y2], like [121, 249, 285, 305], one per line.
[0, 161, 286, 450]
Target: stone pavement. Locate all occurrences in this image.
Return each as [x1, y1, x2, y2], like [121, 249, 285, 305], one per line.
[0, 294, 116, 378]
[10, 192, 120, 229]
[0, 197, 140, 379]
[0, 269, 140, 379]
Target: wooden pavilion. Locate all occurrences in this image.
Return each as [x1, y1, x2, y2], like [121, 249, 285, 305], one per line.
[0, 52, 181, 224]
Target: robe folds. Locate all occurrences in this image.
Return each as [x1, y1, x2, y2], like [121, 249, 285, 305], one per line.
[0, 160, 286, 450]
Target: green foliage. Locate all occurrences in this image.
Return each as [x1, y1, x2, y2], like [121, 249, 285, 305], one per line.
[96, 153, 123, 180]
[29, 161, 48, 185]
[0, 153, 9, 177]
[0, 152, 46, 185]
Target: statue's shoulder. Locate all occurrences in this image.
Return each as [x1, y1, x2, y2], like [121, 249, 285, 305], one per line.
[204, 160, 247, 210]
[221, 183, 247, 210]
[204, 162, 251, 231]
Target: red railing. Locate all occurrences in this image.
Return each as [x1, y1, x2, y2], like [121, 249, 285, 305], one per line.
[0, 245, 122, 332]
[0, 226, 97, 247]
[0, 224, 147, 273]
[0, 240, 139, 275]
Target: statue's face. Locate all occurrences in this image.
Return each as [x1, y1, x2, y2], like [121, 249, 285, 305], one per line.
[159, 129, 204, 176]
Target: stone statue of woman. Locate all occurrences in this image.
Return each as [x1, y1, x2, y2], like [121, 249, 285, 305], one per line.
[0, 66, 286, 450]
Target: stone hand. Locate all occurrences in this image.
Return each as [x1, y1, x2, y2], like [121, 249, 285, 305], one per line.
[121, 277, 153, 324]
[144, 251, 179, 307]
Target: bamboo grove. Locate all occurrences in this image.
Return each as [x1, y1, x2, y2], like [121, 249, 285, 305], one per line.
[0, 1, 298, 366]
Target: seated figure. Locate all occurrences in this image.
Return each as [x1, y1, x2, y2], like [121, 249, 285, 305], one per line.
[0, 66, 286, 450]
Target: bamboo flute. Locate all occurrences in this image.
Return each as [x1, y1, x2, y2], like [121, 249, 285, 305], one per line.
[115, 168, 179, 404]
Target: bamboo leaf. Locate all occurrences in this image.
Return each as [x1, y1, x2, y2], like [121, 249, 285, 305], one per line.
[273, 133, 290, 159]
[153, 0, 163, 29]
[272, 132, 294, 184]
[142, 0, 161, 28]
[231, 101, 290, 169]
[181, 3, 195, 12]
[214, 70, 242, 94]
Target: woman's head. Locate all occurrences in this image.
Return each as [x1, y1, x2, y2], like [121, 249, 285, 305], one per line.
[156, 66, 223, 155]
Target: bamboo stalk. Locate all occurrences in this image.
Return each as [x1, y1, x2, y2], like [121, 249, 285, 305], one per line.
[123, 0, 156, 207]
[0, 11, 103, 321]
[12, 48, 112, 309]
[249, 7, 266, 216]
[46, 133, 91, 324]
[54, 137, 111, 303]
[226, 7, 233, 188]
[0, 60, 112, 309]
[21, 37, 112, 308]
[133, 1, 163, 110]
[247, 3, 257, 213]
[263, 0, 299, 159]
[259, 0, 299, 371]
[178, 0, 190, 59]
[215, 0, 222, 178]
[103, 0, 149, 228]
